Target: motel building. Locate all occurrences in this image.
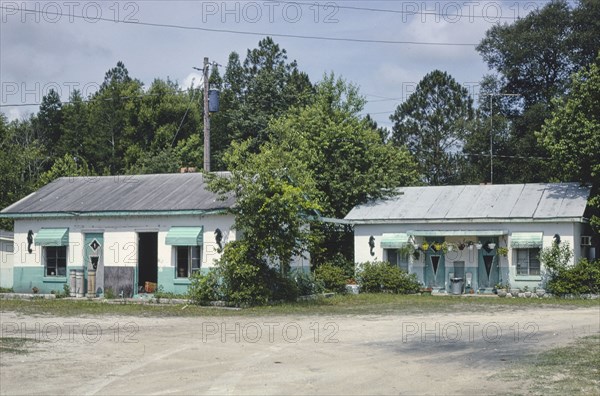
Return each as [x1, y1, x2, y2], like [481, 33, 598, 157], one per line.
[345, 183, 595, 294]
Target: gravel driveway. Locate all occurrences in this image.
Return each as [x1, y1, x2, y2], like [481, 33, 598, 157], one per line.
[1, 307, 598, 395]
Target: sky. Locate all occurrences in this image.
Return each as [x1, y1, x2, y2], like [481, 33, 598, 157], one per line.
[0, 0, 553, 128]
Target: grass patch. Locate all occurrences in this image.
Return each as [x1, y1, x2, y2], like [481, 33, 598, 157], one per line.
[0, 337, 38, 355]
[500, 334, 600, 395]
[0, 294, 598, 317]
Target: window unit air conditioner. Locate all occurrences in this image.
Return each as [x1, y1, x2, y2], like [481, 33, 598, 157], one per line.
[580, 236, 592, 246]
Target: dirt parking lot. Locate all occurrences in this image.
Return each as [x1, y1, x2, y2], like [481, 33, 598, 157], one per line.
[1, 306, 598, 395]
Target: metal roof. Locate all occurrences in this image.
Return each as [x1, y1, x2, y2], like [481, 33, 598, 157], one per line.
[0, 230, 14, 240]
[344, 183, 590, 223]
[0, 172, 235, 217]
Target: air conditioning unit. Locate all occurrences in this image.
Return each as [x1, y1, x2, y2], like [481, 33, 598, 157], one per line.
[581, 236, 592, 246]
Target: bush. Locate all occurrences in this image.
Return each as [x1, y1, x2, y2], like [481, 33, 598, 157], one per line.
[293, 270, 325, 296]
[315, 263, 347, 294]
[546, 258, 600, 296]
[188, 270, 221, 304]
[357, 261, 421, 294]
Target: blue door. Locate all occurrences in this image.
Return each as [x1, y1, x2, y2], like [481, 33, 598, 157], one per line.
[84, 233, 104, 295]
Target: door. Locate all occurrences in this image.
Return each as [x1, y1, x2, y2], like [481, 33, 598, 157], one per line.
[478, 239, 499, 289]
[424, 251, 445, 288]
[84, 233, 104, 295]
[137, 232, 158, 293]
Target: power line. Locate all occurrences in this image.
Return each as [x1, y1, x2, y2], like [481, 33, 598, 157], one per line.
[0, 89, 199, 108]
[275, 0, 537, 21]
[0, 5, 478, 46]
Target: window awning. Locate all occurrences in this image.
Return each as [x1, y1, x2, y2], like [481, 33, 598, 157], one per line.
[165, 227, 203, 246]
[407, 230, 508, 237]
[510, 232, 543, 248]
[381, 233, 410, 249]
[35, 228, 69, 246]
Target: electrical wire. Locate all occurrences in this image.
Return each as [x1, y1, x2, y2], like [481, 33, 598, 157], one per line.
[0, 5, 478, 46]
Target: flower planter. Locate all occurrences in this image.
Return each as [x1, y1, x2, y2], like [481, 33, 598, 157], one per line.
[535, 289, 546, 298]
[497, 289, 507, 297]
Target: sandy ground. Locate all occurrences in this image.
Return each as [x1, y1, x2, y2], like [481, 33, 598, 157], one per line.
[0, 307, 599, 395]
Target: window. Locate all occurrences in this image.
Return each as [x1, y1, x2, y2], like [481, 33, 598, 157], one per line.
[516, 248, 540, 276]
[45, 246, 67, 277]
[385, 249, 409, 272]
[176, 246, 201, 278]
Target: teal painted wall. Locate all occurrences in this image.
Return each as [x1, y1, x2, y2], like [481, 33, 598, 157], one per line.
[13, 265, 82, 294]
[157, 266, 210, 295]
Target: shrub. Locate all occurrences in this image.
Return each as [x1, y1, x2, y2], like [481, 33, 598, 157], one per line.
[546, 258, 600, 296]
[293, 270, 325, 296]
[188, 269, 221, 305]
[315, 263, 347, 294]
[357, 261, 421, 294]
[270, 273, 300, 302]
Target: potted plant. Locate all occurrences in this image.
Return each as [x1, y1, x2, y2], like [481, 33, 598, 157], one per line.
[432, 242, 443, 252]
[523, 286, 532, 298]
[495, 283, 508, 297]
[534, 287, 546, 298]
[488, 242, 496, 250]
[468, 242, 474, 250]
[475, 242, 483, 250]
[497, 247, 509, 257]
[421, 241, 430, 251]
[458, 242, 466, 251]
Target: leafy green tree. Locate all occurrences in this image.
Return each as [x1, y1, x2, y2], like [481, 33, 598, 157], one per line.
[0, 115, 42, 229]
[538, 58, 600, 232]
[227, 37, 313, 148]
[475, 0, 600, 183]
[38, 154, 94, 187]
[58, 90, 88, 159]
[390, 70, 473, 185]
[208, 138, 321, 274]
[36, 89, 63, 160]
[85, 61, 144, 174]
[267, 74, 418, 263]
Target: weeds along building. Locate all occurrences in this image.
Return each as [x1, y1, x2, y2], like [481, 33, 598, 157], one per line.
[345, 183, 595, 294]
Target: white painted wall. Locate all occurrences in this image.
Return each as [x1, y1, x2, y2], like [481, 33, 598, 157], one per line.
[0, 237, 14, 288]
[354, 221, 582, 289]
[12, 214, 237, 270]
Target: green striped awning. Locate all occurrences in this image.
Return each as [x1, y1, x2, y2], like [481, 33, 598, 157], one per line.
[407, 230, 508, 237]
[380, 233, 410, 249]
[165, 227, 203, 246]
[35, 228, 69, 246]
[510, 232, 543, 248]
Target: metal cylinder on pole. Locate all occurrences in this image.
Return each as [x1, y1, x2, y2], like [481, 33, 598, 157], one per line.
[203, 57, 210, 173]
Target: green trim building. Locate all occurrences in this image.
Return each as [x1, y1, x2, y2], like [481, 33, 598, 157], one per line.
[0, 172, 247, 297]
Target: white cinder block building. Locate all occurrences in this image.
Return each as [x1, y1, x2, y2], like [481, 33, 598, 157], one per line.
[345, 183, 594, 293]
[0, 173, 241, 296]
[0, 230, 14, 289]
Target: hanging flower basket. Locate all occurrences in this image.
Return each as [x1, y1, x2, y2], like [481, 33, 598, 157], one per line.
[458, 242, 466, 251]
[432, 242, 443, 252]
[475, 242, 483, 250]
[488, 243, 496, 250]
[421, 241, 430, 251]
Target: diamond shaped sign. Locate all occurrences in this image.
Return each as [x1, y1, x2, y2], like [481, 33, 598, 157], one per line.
[89, 239, 100, 251]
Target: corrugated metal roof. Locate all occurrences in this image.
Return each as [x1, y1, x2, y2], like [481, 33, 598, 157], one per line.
[1, 172, 234, 215]
[344, 183, 590, 222]
[0, 230, 14, 240]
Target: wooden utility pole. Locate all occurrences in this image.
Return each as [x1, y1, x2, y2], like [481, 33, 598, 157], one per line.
[203, 57, 210, 172]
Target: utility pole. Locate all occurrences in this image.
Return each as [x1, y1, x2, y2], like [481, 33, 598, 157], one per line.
[203, 57, 210, 173]
[480, 93, 519, 184]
